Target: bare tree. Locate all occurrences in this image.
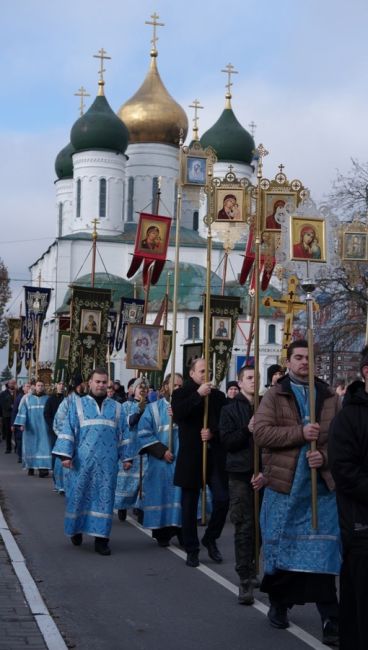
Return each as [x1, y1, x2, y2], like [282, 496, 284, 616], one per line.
[328, 158, 368, 217]
[0, 259, 11, 349]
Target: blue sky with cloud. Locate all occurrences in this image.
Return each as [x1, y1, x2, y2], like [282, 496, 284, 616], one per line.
[1, 0, 368, 309]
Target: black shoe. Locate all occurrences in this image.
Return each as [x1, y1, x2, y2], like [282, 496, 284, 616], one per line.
[322, 618, 339, 646]
[156, 538, 170, 547]
[268, 604, 289, 629]
[117, 509, 127, 521]
[201, 537, 223, 563]
[28, 468, 35, 476]
[186, 551, 200, 567]
[238, 580, 255, 605]
[39, 469, 49, 478]
[94, 538, 111, 556]
[71, 533, 83, 546]
[5, 449, 11, 454]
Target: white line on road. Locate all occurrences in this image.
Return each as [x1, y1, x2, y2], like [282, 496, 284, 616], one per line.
[127, 515, 328, 650]
[0, 507, 68, 650]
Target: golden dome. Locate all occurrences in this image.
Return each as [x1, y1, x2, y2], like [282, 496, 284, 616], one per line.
[118, 53, 188, 147]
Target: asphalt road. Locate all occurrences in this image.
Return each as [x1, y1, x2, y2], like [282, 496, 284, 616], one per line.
[0, 450, 329, 650]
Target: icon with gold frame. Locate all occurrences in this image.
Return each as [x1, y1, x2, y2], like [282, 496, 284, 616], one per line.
[215, 187, 247, 223]
[263, 191, 298, 231]
[290, 216, 326, 262]
[126, 323, 163, 371]
[342, 231, 367, 261]
[183, 155, 208, 186]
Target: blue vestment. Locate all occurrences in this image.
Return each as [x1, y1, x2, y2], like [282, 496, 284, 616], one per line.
[261, 383, 341, 575]
[53, 395, 127, 538]
[14, 393, 52, 469]
[137, 398, 182, 529]
[52, 396, 75, 494]
[114, 400, 147, 511]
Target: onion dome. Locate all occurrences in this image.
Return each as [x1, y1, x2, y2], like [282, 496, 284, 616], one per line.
[117, 51, 188, 146]
[71, 81, 129, 154]
[55, 142, 75, 179]
[201, 95, 255, 165]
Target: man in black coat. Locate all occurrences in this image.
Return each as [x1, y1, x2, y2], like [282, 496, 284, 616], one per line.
[0, 379, 17, 453]
[172, 358, 228, 567]
[329, 349, 368, 650]
[219, 365, 263, 605]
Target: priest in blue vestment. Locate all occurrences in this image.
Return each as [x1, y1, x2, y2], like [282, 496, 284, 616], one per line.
[53, 367, 129, 556]
[137, 374, 183, 546]
[14, 380, 52, 477]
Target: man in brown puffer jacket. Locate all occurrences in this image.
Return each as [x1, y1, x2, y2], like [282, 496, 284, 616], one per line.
[254, 340, 341, 647]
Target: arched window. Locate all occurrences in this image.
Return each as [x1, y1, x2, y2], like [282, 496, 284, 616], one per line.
[193, 210, 199, 231]
[152, 176, 159, 213]
[76, 179, 81, 218]
[127, 177, 134, 222]
[58, 203, 63, 237]
[268, 324, 276, 344]
[188, 316, 200, 340]
[99, 178, 107, 217]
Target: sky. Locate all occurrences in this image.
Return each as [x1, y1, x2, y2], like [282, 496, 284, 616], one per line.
[1, 0, 368, 319]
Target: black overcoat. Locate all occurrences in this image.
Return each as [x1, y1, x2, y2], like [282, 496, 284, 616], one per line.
[172, 378, 227, 489]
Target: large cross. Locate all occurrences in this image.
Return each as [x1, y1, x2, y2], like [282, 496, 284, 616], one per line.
[249, 121, 257, 137]
[221, 63, 238, 97]
[93, 48, 111, 84]
[145, 12, 165, 53]
[263, 276, 316, 361]
[74, 86, 90, 116]
[189, 99, 203, 140]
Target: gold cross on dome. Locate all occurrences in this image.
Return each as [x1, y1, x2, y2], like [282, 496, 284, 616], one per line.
[74, 86, 90, 116]
[221, 63, 239, 97]
[93, 48, 111, 84]
[145, 12, 165, 53]
[189, 99, 204, 140]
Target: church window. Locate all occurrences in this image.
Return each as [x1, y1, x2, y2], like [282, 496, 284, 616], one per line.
[268, 324, 276, 344]
[152, 177, 159, 213]
[188, 316, 200, 339]
[58, 203, 63, 237]
[76, 179, 81, 218]
[99, 178, 107, 218]
[193, 210, 199, 231]
[127, 177, 134, 222]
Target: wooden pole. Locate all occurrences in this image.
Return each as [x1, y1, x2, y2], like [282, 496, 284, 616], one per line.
[304, 267, 318, 530]
[201, 218, 212, 524]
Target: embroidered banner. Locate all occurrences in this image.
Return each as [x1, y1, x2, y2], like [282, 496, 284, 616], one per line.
[23, 286, 52, 362]
[115, 298, 145, 352]
[203, 295, 241, 385]
[68, 286, 111, 381]
[53, 317, 71, 382]
[7, 318, 21, 369]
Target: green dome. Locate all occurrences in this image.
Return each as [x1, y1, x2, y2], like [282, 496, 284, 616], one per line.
[134, 261, 222, 311]
[55, 142, 75, 180]
[56, 272, 134, 313]
[70, 95, 129, 154]
[200, 107, 255, 165]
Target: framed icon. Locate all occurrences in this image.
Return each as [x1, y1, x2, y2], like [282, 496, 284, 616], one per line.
[263, 191, 298, 231]
[291, 217, 326, 262]
[126, 323, 163, 371]
[212, 316, 232, 341]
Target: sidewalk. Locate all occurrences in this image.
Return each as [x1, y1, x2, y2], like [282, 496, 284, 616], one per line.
[0, 540, 47, 650]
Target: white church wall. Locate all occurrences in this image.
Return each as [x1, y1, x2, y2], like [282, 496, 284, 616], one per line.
[55, 179, 73, 237]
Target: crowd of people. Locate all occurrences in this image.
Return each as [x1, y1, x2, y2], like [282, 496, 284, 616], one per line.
[1, 340, 368, 649]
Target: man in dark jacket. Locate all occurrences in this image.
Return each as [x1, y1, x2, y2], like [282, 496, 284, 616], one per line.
[329, 348, 368, 650]
[0, 379, 17, 453]
[219, 365, 263, 605]
[172, 358, 228, 567]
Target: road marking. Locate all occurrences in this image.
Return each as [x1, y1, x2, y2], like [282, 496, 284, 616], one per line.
[0, 507, 68, 650]
[127, 516, 328, 650]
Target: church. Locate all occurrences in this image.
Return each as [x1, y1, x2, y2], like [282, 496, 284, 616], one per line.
[29, 19, 283, 388]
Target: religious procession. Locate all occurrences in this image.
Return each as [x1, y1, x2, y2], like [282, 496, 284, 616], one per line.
[1, 9, 368, 650]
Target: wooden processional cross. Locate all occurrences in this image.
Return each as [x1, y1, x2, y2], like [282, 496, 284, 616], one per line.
[263, 276, 314, 361]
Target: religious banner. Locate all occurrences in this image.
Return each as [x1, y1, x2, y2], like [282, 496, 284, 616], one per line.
[115, 298, 145, 352]
[53, 316, 71, 382]
[182, 342, 203, 381]
[107, 310, 118, 355]
[203, 295, 241, 385]
[7, 318, 21, 369]
[239, 227, 276, 290]
[127, 213, 172, 286]
[24, 286, 52, 362]
[68, 286, 111, 381]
